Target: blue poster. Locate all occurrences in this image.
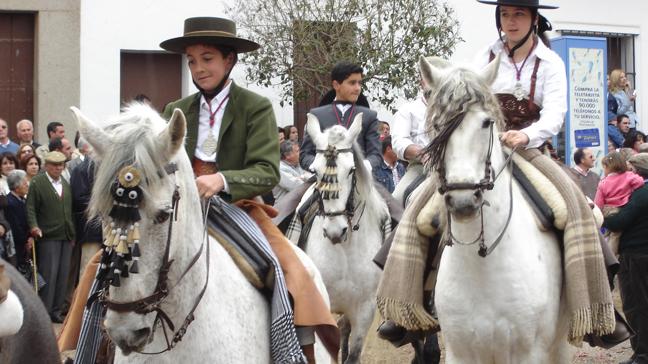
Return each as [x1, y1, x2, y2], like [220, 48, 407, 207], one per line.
[574, 128, 601, 148]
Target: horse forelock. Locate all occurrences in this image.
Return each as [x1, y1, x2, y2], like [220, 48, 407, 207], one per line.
[325, 125, 349, 147]
[422, 67, 504, 172]
[88, 103, 181, 219]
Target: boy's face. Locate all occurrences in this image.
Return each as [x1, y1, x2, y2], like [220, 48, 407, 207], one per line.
[333, 72, 362, 103]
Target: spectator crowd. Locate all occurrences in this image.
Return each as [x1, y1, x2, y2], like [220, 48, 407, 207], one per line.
[0, 118, 100, 324]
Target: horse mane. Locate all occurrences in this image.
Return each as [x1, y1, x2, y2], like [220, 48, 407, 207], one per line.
[421, 67, 505, 172]
[88, 103, 174, 219]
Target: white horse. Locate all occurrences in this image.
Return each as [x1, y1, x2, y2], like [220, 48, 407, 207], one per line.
[300, 113, 389, 363]
[419, 56, 571, 363]
[72, 104, 331, 363]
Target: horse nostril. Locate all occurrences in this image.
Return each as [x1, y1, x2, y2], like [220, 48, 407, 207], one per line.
[474, 190, 482, 199]
[341, 227, 348, 237]
[133, 327, 151, 340]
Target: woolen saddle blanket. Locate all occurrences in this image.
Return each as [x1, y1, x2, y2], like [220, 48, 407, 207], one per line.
[207, 207, 275, 297]
[417, 151, 568, 237]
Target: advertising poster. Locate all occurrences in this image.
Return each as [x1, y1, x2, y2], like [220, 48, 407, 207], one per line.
[568, 47, 606, 175]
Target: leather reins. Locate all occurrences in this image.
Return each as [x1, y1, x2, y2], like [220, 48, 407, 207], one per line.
[437, 120, 519, 257]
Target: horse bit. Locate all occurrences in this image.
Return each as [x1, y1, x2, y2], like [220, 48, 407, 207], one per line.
[314, 145, 365, 239]
[92, 162, 211, 354]
[437, 119, 518, 257]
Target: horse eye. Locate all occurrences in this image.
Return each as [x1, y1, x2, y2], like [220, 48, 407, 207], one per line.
[155, 210, 170, 224]
[482, 119, 493, 129]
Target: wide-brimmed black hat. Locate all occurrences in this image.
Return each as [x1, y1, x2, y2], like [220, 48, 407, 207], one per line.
[160, 17, 260, 54]
[476, 0, 558, 9]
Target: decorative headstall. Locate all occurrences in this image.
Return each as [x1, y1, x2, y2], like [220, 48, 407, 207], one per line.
[90, 162, 210, 354]
[314, 145, 363, 231]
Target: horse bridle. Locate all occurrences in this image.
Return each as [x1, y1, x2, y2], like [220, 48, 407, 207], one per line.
[314, 146, 364, 235]
[437, 119, 518, 257]
[97, 163, 211, 354]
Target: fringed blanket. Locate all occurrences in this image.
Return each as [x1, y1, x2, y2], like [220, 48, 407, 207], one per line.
[376, 149, 615, 345]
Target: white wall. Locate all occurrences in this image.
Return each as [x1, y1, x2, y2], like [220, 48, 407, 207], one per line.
[79, 0, 293, 124]
[80, 0, 646, 129]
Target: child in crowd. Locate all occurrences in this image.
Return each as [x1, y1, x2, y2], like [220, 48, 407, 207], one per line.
[595, 151, 644, 254]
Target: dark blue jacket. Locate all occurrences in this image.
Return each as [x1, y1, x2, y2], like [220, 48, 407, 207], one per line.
[5, 193, 29, 264]
[70, 158, 102, 244]
[374, 161, 406, 193]
[608, 124, 625, 148]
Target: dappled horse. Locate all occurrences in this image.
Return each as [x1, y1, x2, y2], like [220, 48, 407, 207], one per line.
[300, 113, 390, 363]
[71, 104, 335, 363]
[417, 56, 571, 363]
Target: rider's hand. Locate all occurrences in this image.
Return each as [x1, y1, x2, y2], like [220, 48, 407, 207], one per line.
[500, 130, 530, 148]
[196, 173, 225, 199]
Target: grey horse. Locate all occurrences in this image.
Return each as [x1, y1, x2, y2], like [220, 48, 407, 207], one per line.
[0, 258, 59, 364]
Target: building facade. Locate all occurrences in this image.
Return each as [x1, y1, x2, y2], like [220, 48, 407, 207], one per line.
[0, 0, 645, 142]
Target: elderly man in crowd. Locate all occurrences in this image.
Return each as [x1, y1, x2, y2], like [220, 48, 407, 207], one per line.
[565, 147, 600, 201]
[0, 118, 19, 155]
[273, 140, 311, 202]
[26, 151, 75, 323]
[16, 119, 41, 148]
[604, 153, 648, 364]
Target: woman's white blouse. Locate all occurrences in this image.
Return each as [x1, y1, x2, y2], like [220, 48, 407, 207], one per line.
[474, 39, 568, 149]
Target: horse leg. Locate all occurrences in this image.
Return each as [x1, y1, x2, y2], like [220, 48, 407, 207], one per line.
[344, 304, 375, 364]
[338, 315, 351, 363]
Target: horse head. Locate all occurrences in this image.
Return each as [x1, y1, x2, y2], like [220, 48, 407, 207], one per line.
[305, 112, 364, 244]
[71, 104, 200, 354]
[420, 54, 505, 221]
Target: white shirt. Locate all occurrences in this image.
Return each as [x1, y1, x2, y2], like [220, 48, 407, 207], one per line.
[391, 96, 429, 160]
[195, 81, 232, 193]
[46, 172, 63, 197]
[195, 81, 232, 162]
[335, 103, 353, 115]
[474, 39, 567, 149]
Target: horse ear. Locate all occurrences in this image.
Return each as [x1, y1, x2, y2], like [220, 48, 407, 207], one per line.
[419, 56, 443, 91]
[305, 113, 324, 146]
[345, 112, 363, 145]
[480, 53, 501, 86]
[70, 106, 110, 157]
[156, 108, 187, 161]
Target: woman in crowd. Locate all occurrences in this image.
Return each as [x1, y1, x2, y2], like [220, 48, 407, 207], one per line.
[16, 144, 35, 162]
[4, 170, 32, 267]
[0, 153, 19, 195]
[283, 125, 299, 143]
[609, 69, 639, 130]
[19, 155, 41, 184]
[623, 130, 646, 154]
